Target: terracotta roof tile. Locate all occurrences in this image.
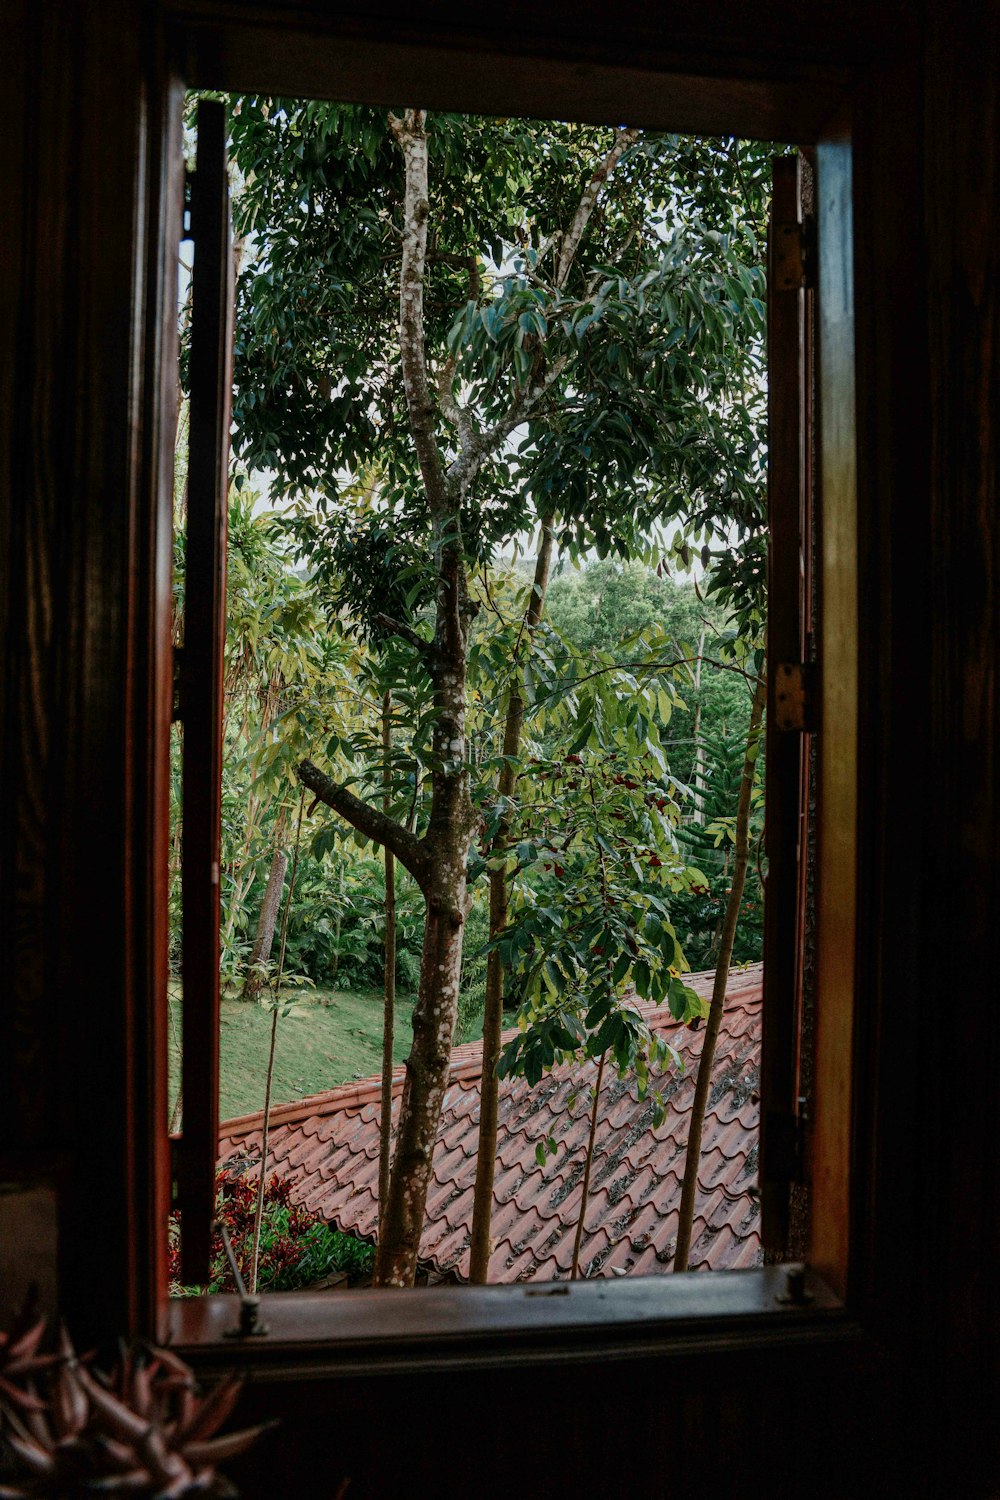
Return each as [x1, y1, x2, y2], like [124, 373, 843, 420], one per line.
[220, 964, 763, 1282]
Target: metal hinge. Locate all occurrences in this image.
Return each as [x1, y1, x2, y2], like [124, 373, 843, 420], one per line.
[774, 661, 817, 732]
[180, 168, 195, 243]
[773, 212, 816, 291]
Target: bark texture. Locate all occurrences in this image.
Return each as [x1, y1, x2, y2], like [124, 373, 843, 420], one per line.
[241, 846, 288, 1000]
[378, 111, 477, 1285]
[673, 669, 767, 1271]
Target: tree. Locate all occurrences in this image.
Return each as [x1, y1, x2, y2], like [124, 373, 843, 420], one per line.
[240, 843, 289, 1000]
[224, 100, 770, 1284]
[531, 560, 764, 966]
[490, 644, 709, 1278]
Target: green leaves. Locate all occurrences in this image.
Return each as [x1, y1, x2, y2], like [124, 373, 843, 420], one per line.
[216, 102, 771, 614]
[534, 1134, 559, 1167]
[478, 612, 713, 1106]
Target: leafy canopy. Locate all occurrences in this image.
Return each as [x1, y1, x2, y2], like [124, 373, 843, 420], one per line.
[226, 102, 771, 622]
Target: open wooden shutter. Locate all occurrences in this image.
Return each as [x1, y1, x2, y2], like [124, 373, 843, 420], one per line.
[176, 99, 233, 1285]
[760, 153, 816, 1258]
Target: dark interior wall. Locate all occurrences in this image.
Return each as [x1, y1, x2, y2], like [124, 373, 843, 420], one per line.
[1, 1, 998, 1494]
[223, 1339, 907, 1500]
[0, 0, 166, 1332]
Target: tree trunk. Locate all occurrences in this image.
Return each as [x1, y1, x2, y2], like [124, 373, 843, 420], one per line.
[469, 522, 554, 1282]
[372, 530, 477, 1281]
[241, 845, 288, 1000]
[331, 858, 343, 985]
[379, 690, 397, 1236]
[710, 844, 731, 962]
[673, 669, 767, 1272]
[690, 626, 707, 825]
[371, 111, 479, 1287]
[571, 1049, 607, 1281]
[249, 789, 306, 1294]
[222, 783, 276, 952]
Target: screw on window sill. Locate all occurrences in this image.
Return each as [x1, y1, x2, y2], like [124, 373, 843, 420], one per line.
[775, 1262, 814, 1307]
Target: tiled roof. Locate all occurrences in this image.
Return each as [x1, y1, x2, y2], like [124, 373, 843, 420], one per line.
[219, 964, 762, 1282]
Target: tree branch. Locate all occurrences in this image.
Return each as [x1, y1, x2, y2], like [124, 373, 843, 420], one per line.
[388, 109, 450, 515]
[427, 249, 482, 299]
[374, 612, 437, 661]
[555, 128, 638, 290]
[297, 759, 429, 887]
[449, 132, 636, 497]
[446, 354, 570, 495]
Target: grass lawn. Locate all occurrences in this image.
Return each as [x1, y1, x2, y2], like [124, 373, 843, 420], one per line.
[169, 985, 417, 1122]
[167, 983, 485, 1123]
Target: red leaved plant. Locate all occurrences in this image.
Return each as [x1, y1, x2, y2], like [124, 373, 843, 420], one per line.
[0, 1309, 270, 1498]
[168, 1169, 347, 1294]
[0, 1300, 53, 1420]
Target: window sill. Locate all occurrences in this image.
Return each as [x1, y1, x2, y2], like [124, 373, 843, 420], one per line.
[167, 1265, 854, 1378]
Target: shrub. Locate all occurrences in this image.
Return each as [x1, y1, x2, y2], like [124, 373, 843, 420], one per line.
[168, 1168, 374, 1294]
[281, 855, 425, 993]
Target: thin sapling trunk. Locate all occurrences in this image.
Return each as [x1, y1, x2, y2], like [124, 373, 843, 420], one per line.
[569, 771, 616, 1281]
[331, 858, 344, 985]
[466, 128, 634, 1284]
[379, 690, 397, 1234]
[469, 522, 554, 1282]
[673, 669, 766, 1272]
[691, 627, 707, 825]
[241, 833, 288, 1000]
[249, 788, 305, 1295]
[571, 1049, 607, 1281]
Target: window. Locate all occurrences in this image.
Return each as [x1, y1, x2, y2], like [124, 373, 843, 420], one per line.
[158, 17, 863, 1362]
[11, 6, 999, 1494]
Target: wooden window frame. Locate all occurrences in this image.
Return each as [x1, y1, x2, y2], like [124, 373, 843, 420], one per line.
[146, 10, 860, 1368]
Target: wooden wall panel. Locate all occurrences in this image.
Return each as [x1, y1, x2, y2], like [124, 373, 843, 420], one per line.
[1, 0, 66, 1155]
[171, 0, 902, 70]
[217, 1337, 912, 1500]
[920, 0, 1000, 1486]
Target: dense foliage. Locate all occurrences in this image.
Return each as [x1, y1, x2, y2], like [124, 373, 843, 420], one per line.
[227, 105, 770, 603]
[168, 504, 764, 1008]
